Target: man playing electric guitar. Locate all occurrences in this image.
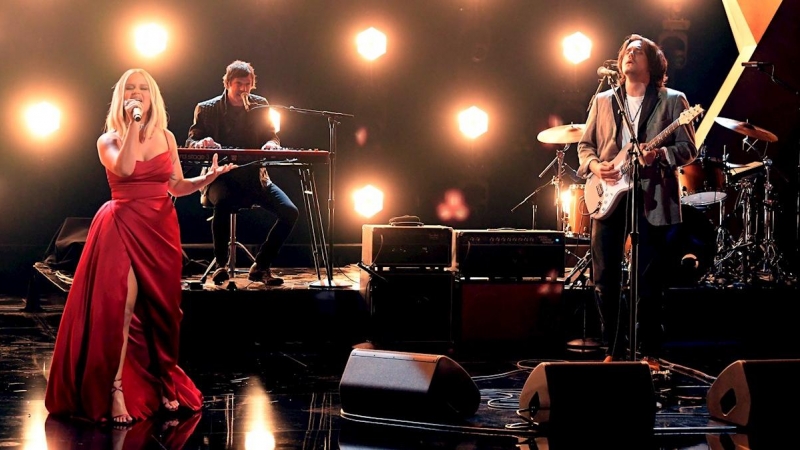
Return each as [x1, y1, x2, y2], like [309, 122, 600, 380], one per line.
[576, 34, 698, 370]
[584, 104, 703, 220]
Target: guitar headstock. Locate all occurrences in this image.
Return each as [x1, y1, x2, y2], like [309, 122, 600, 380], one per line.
[679, 104, 704, 125]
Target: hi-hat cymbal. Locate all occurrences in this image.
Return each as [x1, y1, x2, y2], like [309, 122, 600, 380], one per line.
[714, 117, 778, 142]
[537, 123, 586, 144]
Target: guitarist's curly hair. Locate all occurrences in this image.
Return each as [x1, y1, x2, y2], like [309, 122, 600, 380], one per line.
[616, 34, 669, 88]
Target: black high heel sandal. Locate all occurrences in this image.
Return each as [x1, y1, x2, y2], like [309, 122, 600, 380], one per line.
[110, 379, 134, 426]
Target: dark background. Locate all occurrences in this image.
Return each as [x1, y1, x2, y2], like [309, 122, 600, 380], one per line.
[2, 0, 797, 294]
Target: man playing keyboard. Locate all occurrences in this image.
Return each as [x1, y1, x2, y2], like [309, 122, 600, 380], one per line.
[186, 60, 298, 286]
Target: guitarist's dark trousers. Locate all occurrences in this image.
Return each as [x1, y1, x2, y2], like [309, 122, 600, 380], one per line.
[591, 190, 671, 360]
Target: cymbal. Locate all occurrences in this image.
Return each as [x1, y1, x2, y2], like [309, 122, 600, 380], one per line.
[537, 123, 586, 144]
[714, 117, 778, 142]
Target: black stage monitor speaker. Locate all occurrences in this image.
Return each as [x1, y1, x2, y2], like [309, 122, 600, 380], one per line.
[43, 217, 93, 271]
[519, 361, 656, 434]
[339, 349, 480, 423]
[707, 359, 800, 427]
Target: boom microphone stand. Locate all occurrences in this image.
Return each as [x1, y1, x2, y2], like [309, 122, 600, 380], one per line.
[295, 107, 354, 289]
[511, 144, 571, 230]
[252, 104, 354, 288]
[604, 74, 644, 362]
[511, 181, 551, 229]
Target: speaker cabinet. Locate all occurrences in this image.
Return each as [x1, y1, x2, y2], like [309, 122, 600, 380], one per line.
[519, 362, 656, 434]
[707, 359, 800, 427]
[458, 280, 562, 343]
[339, 349, 480, 422]
[360, 270, 454, 345]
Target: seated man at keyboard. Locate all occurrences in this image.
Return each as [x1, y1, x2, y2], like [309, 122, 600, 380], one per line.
[186, 59, 298, 285]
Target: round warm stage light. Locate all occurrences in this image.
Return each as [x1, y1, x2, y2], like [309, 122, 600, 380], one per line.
[357, 27, 387, 61]
[134, 23, 168, 57]
[458, 106, 488, 140]
[353, 185, 384, 218]
[563, 32, 592, 64]
[25, 101, 61, 138]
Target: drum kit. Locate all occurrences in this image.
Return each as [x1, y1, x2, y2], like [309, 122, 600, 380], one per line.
[700, 116, 792, 285]
[535, 123, 589, 238]
[534, 123, 591, 288]
[534, 116, 793, 286]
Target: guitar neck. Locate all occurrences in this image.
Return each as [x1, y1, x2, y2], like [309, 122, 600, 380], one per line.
[647, 119, 681, 150]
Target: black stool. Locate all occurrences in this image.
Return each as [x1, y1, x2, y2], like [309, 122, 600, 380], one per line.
[199, 204, 258, 285]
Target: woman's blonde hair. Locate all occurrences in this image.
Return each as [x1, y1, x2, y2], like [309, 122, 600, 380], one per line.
[104, 68, 168, 140]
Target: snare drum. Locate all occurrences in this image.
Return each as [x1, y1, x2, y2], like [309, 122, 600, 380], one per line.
[564, 184, 590, 239]
[679, 157, 727, 206]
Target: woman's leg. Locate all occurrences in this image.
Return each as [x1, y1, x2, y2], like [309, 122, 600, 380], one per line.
[110, 267, 137, 424]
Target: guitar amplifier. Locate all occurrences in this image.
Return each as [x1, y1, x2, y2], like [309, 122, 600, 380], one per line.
[362, 225, 454, 269]
[454, 229, 565, 279]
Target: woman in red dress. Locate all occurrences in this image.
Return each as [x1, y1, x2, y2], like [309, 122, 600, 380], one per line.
[45, 68, 234, 425]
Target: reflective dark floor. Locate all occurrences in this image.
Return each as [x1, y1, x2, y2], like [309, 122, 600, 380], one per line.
[3, 264, 800, 449]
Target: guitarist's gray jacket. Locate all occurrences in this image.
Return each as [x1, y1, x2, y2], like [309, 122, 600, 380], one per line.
[577, 85, 698, 226]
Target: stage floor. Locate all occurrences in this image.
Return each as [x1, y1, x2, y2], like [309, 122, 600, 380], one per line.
[5, 263, 800, 449]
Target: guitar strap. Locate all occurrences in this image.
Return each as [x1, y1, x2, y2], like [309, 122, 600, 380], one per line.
[636, 85, 659, 141]
[612, 85, 625, 133]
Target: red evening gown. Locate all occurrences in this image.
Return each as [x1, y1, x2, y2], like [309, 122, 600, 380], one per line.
[45, 150, 203, 422]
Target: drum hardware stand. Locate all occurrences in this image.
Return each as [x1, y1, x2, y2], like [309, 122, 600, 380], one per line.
[740, 62, 799, 282]
[541, 143, 569, 232]
[739, 136, 792, 283]
[753, 157, 792, 282]
[696, 144, 732, 287]
[706, 134, 795, 284]
[565, 250, 602, 352]
[717, 144, 730, 226]
[565, 249, 592, 287]
[704, 143, 750, 284]
[742, 61, 800, 267]
[512, 143, 571, 230]
[705, 168, 759, 285]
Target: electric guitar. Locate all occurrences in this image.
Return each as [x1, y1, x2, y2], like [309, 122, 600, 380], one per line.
[583, 104, 704, 220]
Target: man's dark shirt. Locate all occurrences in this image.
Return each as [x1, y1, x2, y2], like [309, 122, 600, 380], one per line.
[186, 90, 279, 193]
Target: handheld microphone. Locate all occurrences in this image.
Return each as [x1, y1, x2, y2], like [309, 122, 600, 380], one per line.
[132, 106, 142, 122]
[742, 61, 772, 68]
[597, 66, 618, 78]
